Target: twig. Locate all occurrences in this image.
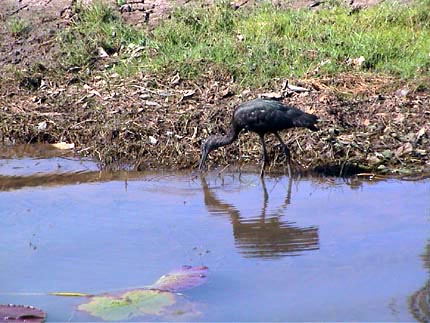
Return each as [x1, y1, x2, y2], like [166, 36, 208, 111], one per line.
[233, 0, 250, 9]
[283, 79, 310, 93]
[70, 119, 97, 129]
[7, 5, 29, 16]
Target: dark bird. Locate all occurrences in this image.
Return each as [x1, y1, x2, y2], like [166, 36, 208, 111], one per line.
[199, 98, 319, 177]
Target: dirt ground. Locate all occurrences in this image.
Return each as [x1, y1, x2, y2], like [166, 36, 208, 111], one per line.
[1, 0, 429, 177]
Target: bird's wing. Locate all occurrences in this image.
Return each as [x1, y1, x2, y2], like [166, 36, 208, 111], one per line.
[234, 99, 314, 132]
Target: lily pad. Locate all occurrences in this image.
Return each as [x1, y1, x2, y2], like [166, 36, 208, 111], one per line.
[78, 289, 176, 321]
[149, 265, 208, 292]
[77, 265, 208, 321]
[0, 304, 46, 323]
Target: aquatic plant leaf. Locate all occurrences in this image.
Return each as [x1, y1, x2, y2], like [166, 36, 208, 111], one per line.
[149, 265, 208, 292]
[77, 289, 176, 321]
[0, 304, 46, 323]
[50, 292, 92, 297]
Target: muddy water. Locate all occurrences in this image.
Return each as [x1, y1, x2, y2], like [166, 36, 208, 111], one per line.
[0, 146, 429, 322]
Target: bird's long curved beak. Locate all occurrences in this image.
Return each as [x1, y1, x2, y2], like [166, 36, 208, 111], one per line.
[199, 149, 208, 171]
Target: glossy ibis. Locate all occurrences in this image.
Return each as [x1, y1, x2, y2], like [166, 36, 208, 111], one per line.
[199, 98, 318, 177]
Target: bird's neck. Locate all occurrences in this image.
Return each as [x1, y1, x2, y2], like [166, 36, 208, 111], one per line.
[212, 126, 238, 149]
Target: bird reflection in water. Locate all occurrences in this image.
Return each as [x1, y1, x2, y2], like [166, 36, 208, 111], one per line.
[200, 175, 319, 259]
[409, 241, 430, 323]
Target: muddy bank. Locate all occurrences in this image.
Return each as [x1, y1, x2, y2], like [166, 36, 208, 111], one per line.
[1, 71, 429, 176]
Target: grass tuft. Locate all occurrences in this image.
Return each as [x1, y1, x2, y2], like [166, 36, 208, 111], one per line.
[8, 18, 31, 37]
[58, 1, 146, 69]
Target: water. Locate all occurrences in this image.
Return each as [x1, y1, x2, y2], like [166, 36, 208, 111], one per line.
[0, 145, 429, 322]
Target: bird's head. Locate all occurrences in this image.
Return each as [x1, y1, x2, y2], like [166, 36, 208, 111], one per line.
[199, 136, 216, 171]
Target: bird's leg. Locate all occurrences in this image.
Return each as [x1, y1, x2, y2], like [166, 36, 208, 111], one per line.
[258, 133, 269, 178]
[260, 175, 269, 205]
[260, 176, 268, 222]
[274, 132, 292, 178]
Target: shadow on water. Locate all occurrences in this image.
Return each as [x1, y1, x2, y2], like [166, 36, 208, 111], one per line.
[0, 144, 148, 191]
[0, 171, 145, 192]
[200, 175, 319, 259]
[0, 143, 74, 159]
[409, 241, 430, 323]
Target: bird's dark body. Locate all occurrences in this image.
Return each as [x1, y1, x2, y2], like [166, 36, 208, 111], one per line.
[199, 98, 319, 177]
[232, 99, 318, 134]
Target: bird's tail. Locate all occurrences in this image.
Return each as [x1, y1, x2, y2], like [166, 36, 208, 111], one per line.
[294, 112, 319, 131]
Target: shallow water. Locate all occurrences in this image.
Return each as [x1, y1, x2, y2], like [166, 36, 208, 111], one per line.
[0, 146, 429, 322]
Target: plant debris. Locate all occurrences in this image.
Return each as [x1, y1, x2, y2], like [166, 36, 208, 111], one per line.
[149, 265, 208, 292]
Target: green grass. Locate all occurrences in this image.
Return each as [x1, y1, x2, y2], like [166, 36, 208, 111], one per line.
[58, 1, 146, 68]
[60, 0, 430, 86]
[8, 18, 31, 37]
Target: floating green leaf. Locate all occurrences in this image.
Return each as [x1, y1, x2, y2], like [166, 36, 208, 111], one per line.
[76, 266, 208, 321]
[77, 289, 176, 321]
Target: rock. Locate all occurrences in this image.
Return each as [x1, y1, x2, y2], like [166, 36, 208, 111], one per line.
[396, 88, 410, 97]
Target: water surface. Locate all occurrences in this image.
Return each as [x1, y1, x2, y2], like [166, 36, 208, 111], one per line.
[0, 147, 429, 322]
